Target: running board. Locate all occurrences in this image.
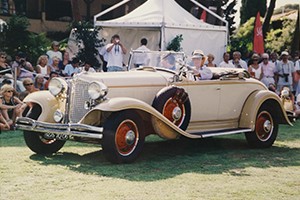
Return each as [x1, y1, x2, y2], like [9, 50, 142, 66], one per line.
[189, 128, 252, 138]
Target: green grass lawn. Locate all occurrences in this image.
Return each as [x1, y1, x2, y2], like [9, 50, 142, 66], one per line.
[0, 122, 299, 200]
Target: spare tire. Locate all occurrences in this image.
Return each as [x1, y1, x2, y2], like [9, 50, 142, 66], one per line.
[152, 86, 191, 131]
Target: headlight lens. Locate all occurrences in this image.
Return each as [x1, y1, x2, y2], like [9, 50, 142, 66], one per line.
[88, 81, 108, 100]
[53, 109, 64, 123]
[49, 78, 66, 96]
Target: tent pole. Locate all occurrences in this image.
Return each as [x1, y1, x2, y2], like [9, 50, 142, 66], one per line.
[189, 0, 228, 26]
[94, 0, 131, 26]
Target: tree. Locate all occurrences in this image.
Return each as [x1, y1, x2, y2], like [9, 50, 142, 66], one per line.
[71, 21, 104, 69]
[71, 0, 82, 22]
[263, 0, 276, 38]
[240, 0, 267, 25]
[0, 15, 50, 63]
[222, 0, 237, 36]
[229, 17, 256, 58]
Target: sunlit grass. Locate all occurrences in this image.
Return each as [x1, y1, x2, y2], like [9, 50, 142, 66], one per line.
[0, 122, 299, 200]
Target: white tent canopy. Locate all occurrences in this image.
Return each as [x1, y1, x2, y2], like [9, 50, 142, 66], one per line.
[94, 0, 228, 63]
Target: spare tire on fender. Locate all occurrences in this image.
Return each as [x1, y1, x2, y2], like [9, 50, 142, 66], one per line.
[152, 86, 191, 131]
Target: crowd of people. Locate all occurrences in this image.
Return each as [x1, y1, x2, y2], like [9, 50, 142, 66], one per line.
[0, 34, 300, 130]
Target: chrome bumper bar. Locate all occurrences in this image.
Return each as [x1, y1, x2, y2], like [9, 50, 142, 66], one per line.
[16, 117, 103, 139]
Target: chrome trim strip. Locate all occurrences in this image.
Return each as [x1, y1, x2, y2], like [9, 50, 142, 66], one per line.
[199, 128, 252, 138]
[16, 117, 103, 139]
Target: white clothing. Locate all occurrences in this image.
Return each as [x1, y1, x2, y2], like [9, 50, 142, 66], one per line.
[37, 64, 48, 76]
[99, 46, 108, 62]
[197, 65, 213, 80]
[230, 59, 248, 70]
[106, 43, 124, 68]
[250, 65, 262, 80]
[46, 50, 62, 65]
[133, 45, 150, 66]
[219, 61, 235, 68]
[275, 60, 295, 90]
[79, 66, 96, 73]
[260, 61, 275, 87]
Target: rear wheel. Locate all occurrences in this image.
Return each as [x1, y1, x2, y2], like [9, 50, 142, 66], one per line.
[23, 104, 66, 154]
[245, 105, 278, 148]
[102, 110, 145, 164]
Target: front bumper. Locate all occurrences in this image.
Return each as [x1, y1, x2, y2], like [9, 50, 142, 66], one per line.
[16, 117, 103, 139]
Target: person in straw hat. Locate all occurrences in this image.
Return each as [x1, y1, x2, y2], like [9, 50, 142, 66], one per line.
[190, 49, 212, 80]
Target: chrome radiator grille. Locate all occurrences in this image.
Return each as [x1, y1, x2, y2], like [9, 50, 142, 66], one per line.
[69, 79, 90, 123]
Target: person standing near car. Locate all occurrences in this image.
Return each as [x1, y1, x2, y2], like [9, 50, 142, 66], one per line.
[106, 34, 127, 72]
[190, 50, 212, 80]
[274, 51, 295, 92]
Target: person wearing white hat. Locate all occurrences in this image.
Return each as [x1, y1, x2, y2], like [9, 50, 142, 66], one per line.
[274, 51, 295, 91]
[190, 50, 212, 80]
[260, 53, 276, 89]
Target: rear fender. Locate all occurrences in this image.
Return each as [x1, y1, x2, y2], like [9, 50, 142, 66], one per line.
[23, 91, 59, 122]
[239, 90, 292, 129]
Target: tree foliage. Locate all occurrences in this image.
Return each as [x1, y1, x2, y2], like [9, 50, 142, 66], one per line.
[166, 34, 183, 52]
[222, 0, 237, 36]
[0, 15, 50, 63]
[265, 19, 297, 53]
[229, 17, 255, 58]
[71, 21, 104, 68]
[240, 0, 267, 25]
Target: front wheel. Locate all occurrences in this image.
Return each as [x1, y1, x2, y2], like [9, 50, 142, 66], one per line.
[102, 110, 145, 164]
[245, 106, 278, 148]
[23, 104, 66, 154]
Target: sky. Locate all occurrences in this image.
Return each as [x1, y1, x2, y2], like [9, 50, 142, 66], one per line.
[235, 0, 300, 25]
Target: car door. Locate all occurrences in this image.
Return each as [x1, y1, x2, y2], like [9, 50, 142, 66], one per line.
[184, 80, 221, 122]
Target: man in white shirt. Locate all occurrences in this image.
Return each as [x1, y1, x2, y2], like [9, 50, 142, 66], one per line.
[231, 51, 248, 70]
[106, 34, 127, 72]
[133, 38, 150, 67]
[79, 61, 96, 74]
[219, 52, 235, 68]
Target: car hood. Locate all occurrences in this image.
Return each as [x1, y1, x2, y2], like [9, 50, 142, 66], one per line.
[75, 70, 174, 87]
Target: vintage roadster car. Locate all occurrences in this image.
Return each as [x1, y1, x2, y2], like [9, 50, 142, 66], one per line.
[16, 51, 292, 164]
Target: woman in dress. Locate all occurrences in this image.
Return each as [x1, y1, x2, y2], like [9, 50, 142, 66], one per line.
[248, 54, 263, 80]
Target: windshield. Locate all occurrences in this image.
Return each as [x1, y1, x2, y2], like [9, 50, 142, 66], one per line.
[128, 50, 186, 72]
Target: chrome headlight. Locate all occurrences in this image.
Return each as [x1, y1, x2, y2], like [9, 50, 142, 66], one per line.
[49, 78, 66, 96]
[88, 81, 108, 100]
[53, 109, 64, 123]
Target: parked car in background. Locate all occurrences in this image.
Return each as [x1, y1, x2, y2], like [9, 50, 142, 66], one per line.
[16, 51, 292, 164]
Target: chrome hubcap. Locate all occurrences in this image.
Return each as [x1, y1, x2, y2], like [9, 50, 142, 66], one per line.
[263, 120, 272, 132]
[125, 130, 136, 146]
[172, 106, 182, 121]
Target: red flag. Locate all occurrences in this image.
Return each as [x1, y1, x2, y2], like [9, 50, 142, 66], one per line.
[253, 12, 264, 54]
[200, 10, 207, 22]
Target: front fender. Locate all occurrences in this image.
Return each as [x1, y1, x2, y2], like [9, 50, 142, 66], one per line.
[239, 90, 292, 130]
[23, 91, 59, 122]
[80, 97, 192, 139]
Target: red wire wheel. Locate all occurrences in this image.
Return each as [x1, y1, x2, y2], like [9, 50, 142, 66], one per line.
[115, 119, 139, 156]
[245, 105, 278, 148]
[162, 98, 185, 127]
[102, 110, 145, 164]
[255, 111, 274, 141]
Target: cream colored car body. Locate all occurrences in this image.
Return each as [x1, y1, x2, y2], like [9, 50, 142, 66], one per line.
[22, 67, 291, 140]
